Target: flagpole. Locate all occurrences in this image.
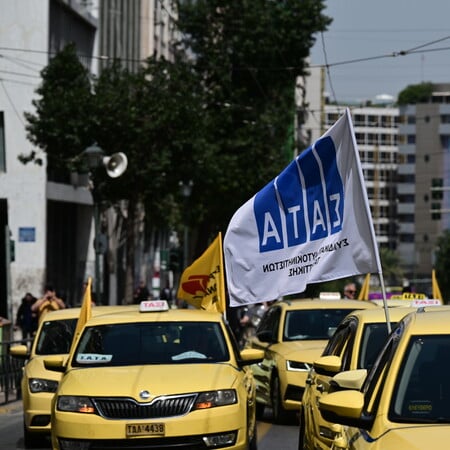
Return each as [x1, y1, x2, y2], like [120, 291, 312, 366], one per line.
[346, 108, 391, 333]
[218, 232, 227, 320]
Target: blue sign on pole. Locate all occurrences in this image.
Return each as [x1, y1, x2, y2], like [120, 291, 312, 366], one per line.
[19, 227, 36, 242]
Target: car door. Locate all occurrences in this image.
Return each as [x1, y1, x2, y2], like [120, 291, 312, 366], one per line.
[248, 305, 282, 404]
[304, 317, 358, 448]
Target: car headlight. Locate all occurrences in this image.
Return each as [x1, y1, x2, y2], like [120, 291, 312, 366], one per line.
[286, 360, 311, 371]
[57, 396, 96, 414]
[194, 390, 237, 409]
[29, 378, 58, 393]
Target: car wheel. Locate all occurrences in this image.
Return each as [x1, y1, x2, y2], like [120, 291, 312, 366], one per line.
[298, 410, 306, 450]
[23, 422, 45, 449]
[255, 401, 265, 420]
[271, 373, 290, 424]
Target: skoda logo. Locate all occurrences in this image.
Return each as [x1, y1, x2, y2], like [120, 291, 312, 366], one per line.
[139, 390, 150, 400]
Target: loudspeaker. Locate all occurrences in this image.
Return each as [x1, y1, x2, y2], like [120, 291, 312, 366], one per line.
[103, 152, 128, 178]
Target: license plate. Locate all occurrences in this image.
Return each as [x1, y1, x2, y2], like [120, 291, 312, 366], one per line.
[126, 422, 165, 437]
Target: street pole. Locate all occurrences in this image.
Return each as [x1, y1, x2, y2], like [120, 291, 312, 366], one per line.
[93, 200, 102, 305]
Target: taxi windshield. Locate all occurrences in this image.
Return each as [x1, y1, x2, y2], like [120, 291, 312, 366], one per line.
[390, 334, 450, 423]
[35, 318, 77, 355]
[284, 309, 359, 341]
[72, 321, 230, 367]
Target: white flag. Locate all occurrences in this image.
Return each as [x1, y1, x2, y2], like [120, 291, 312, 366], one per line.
[224, 108, 381, 306]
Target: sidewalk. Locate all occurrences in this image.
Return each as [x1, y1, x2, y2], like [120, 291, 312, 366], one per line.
[0, 398, 22, 415]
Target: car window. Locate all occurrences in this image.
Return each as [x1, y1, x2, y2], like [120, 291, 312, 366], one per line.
[322, 318, 355, 360]
[358, 322, 396, 370]
[256, 306, 281, 341]
[283, 309, 360, 341]
[361, 321, 404, 415]
[72, 321, 230, 366]
[390, 335, 450, 423]
[35, 318, 77, 355]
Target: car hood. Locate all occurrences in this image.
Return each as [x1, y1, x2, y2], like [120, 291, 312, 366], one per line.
[59, 363, 241, 398]
[373, 424, 450, 448]
[274, 340, 327, 362]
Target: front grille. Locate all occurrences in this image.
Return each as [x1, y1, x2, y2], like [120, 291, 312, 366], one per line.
[85, 435, 207, 449]
[94, 394, 197, 419]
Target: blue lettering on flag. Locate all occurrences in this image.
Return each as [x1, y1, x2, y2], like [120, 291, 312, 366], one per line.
[315, 137, 344, 235]
[276, 159, 307, 246]
[254, 182, 284, 251]
[254, 136, 344, 253]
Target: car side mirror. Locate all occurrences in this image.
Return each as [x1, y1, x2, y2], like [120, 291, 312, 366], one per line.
[43, 355, 67, 373]
[238, 348, 265, 367]
[313, 355, 342, 376]
[9, 344, 30, 360]
[319, 389, 373, 429]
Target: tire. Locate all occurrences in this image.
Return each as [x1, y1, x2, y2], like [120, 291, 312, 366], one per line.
[271, 373, 291, 424]
[298, 410, 306, 450]
[23, 422, 45, 449]
[255, 401, 265, 420]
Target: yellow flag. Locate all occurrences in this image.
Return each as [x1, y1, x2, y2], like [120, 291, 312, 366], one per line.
[358, 273, 370, 300]
[176, 233, 226, 313]
[69, 277, 93, 354]
[432, 269, 443, 301]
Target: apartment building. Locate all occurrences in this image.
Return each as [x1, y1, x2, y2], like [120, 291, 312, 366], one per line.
[0, 0, 174, 321]
[398, 84, 450, 283]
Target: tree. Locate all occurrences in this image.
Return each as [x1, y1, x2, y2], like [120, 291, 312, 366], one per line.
[434, 230, 450, 301]
[397, 82, 434, 105]
[24, 46, 206, 302]
[172, 0, 331, 252]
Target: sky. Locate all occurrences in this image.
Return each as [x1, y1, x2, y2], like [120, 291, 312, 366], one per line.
[310, 0, 450, 104]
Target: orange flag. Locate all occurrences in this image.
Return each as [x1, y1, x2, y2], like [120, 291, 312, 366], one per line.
[69, 277, 93, 354]
[176, 233, 226, 313]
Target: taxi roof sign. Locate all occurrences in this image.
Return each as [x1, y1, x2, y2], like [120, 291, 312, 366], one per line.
[139, 300, 169, 312]
[319, 292, 342, 300]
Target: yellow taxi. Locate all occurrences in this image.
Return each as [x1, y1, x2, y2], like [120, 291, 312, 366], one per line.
[318, 308, 450, 450]
[299, 306, 441, 449]
[10, 305, 134, 448]
[244, 298, 377, 423]
[45, 300, 264, 450]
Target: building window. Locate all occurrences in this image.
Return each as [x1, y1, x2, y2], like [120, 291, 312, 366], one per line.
[0, 113, 5, 172]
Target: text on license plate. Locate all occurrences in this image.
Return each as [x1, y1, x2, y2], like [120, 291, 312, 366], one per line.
[126, 423, 165, 437]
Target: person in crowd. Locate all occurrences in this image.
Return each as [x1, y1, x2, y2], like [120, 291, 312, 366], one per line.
[133, 280, 151, 304]
[343, 282, 357, 299]
[160, 282, 173, 305]
[31, 285, 66, 322]
[14, 292, 38, 340]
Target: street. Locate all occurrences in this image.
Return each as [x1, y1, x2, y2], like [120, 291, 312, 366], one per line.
[0, 402, 299, 449]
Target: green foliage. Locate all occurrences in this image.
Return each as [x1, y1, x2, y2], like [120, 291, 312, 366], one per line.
[397, 82, 434, 105]
[173, 0, 331, 246]
[24, 0, 331, 253]
[24, 43, 94, 172]
[434, 230, 450, 301]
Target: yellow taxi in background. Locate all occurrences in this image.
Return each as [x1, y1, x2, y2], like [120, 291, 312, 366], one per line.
[10, 305, 134, 448]
[299, 306, 445, 449]
[46, 300, 264, 450]
[318, 308, 450, 450]
[244, 298, 376, 423]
